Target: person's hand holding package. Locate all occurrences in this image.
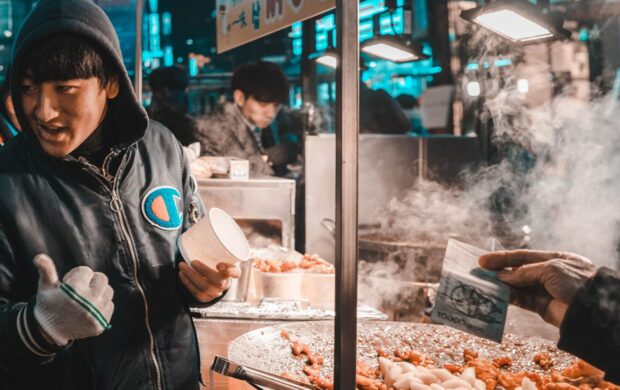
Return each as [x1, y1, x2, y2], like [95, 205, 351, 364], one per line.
[178, 260, 241, 303]
[479, 250, 596, 327]
[33, 254, 115, 346]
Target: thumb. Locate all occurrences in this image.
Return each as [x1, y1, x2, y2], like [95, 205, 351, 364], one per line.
[34, 254, 59, 288]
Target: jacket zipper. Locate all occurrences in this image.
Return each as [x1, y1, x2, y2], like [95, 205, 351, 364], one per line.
[80, 152, 164, 390]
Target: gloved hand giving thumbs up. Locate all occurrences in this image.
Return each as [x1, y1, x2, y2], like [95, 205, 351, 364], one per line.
[33, 254, 115, 346]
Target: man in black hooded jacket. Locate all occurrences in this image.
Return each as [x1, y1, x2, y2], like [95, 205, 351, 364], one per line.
[0, 1, 238, 389]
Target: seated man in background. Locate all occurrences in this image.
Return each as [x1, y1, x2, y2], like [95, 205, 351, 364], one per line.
[148, 65, 200, 147]
[196, 61, 300, 176]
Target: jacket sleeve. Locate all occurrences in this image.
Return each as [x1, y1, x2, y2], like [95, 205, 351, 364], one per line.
[558, 267, 620, 384]
[0, 227, 65, 376]
[179, 141, 205, 233]
[194, 116, 226, 157]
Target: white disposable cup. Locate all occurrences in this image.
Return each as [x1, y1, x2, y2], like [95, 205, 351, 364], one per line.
[302, 273, 335, 309]
[178, 207, 250, 269]
[256, 271, 303, 300]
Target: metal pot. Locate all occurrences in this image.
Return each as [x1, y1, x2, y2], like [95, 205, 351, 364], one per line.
[357, 235, 444, 322]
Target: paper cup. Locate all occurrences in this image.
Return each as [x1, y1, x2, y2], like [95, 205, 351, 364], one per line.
[178, 207, 250, 269]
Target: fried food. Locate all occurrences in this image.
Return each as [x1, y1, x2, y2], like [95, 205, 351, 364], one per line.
[279, 333, 619, 390]
[253, 254, 335, 274]
[534, 353, 554, 370]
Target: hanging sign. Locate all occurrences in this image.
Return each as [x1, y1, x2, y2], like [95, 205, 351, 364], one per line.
[216, 0, 335, 53]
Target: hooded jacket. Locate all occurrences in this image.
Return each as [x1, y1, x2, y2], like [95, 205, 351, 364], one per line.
[0, 1, 204, 389]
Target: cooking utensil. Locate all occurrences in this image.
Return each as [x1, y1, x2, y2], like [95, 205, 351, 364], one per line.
[211, 356, 320, 390]
[364, 277, 438, 290]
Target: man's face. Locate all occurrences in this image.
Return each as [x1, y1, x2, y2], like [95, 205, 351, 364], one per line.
[20, 76, 119, 157]
[233, 90, 280, 129]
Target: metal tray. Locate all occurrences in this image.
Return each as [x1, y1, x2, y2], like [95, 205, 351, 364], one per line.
[228, 321, 576, 382]
[191, 301, 387, 321]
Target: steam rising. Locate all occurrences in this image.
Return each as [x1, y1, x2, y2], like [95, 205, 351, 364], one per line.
[362, 39, 620, 314]
[358, 65, 619, 326]
[472, 49, 620, 268]
[375, 180, 493, 246]
[522, 94, 620, 267]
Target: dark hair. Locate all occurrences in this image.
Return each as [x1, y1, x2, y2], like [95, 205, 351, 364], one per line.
[149, 65, 188, 93]
[18, 33, 116, 86]
[396, 94, 419, 110]
[231, 61, 289, 103]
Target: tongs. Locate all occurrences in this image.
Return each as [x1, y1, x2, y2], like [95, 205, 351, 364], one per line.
[211, 356, 321, 390]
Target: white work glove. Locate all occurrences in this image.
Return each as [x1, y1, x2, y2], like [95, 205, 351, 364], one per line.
[33, 254, 115, 346]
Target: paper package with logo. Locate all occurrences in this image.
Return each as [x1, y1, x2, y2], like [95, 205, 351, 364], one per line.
[431, 239, 510, 342]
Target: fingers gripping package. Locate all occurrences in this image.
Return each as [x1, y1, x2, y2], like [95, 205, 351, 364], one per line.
[431, 239, 510, 342]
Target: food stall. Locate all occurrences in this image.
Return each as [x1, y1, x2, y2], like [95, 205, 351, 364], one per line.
[193, 1, 363, 388]
[128, 0, 620, 388]
[0, 0, 616, 388]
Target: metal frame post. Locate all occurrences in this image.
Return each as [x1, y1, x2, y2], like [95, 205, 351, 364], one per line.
[301, 17, 318, 105]
[334, 1, 359, 389]
[426, 0, 452, 85]
[135, 0, 144, 103]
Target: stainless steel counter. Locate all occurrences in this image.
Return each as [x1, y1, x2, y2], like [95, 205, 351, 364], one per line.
[195, 317, 279, 390]
[193, 303, 386, 390]
[197, 177, 296, 249]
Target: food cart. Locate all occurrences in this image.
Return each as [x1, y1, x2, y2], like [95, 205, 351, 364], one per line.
[127, 0, 620, 388]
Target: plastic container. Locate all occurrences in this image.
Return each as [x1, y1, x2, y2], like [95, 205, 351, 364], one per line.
[254, 271, 303, 301]
[302, 273, 335, 309]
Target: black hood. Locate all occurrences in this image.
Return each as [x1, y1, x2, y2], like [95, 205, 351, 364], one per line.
[9, 0, 148, 150]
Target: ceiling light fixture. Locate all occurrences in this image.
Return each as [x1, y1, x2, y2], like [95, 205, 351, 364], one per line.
[313, 51, 338, 69]
[460, 0, 570, 44]
[360, 9, 428, 64]
[361, 35, 428, 63]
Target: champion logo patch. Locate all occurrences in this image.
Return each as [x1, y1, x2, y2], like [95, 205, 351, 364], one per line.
[141, 186, 183, 230]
